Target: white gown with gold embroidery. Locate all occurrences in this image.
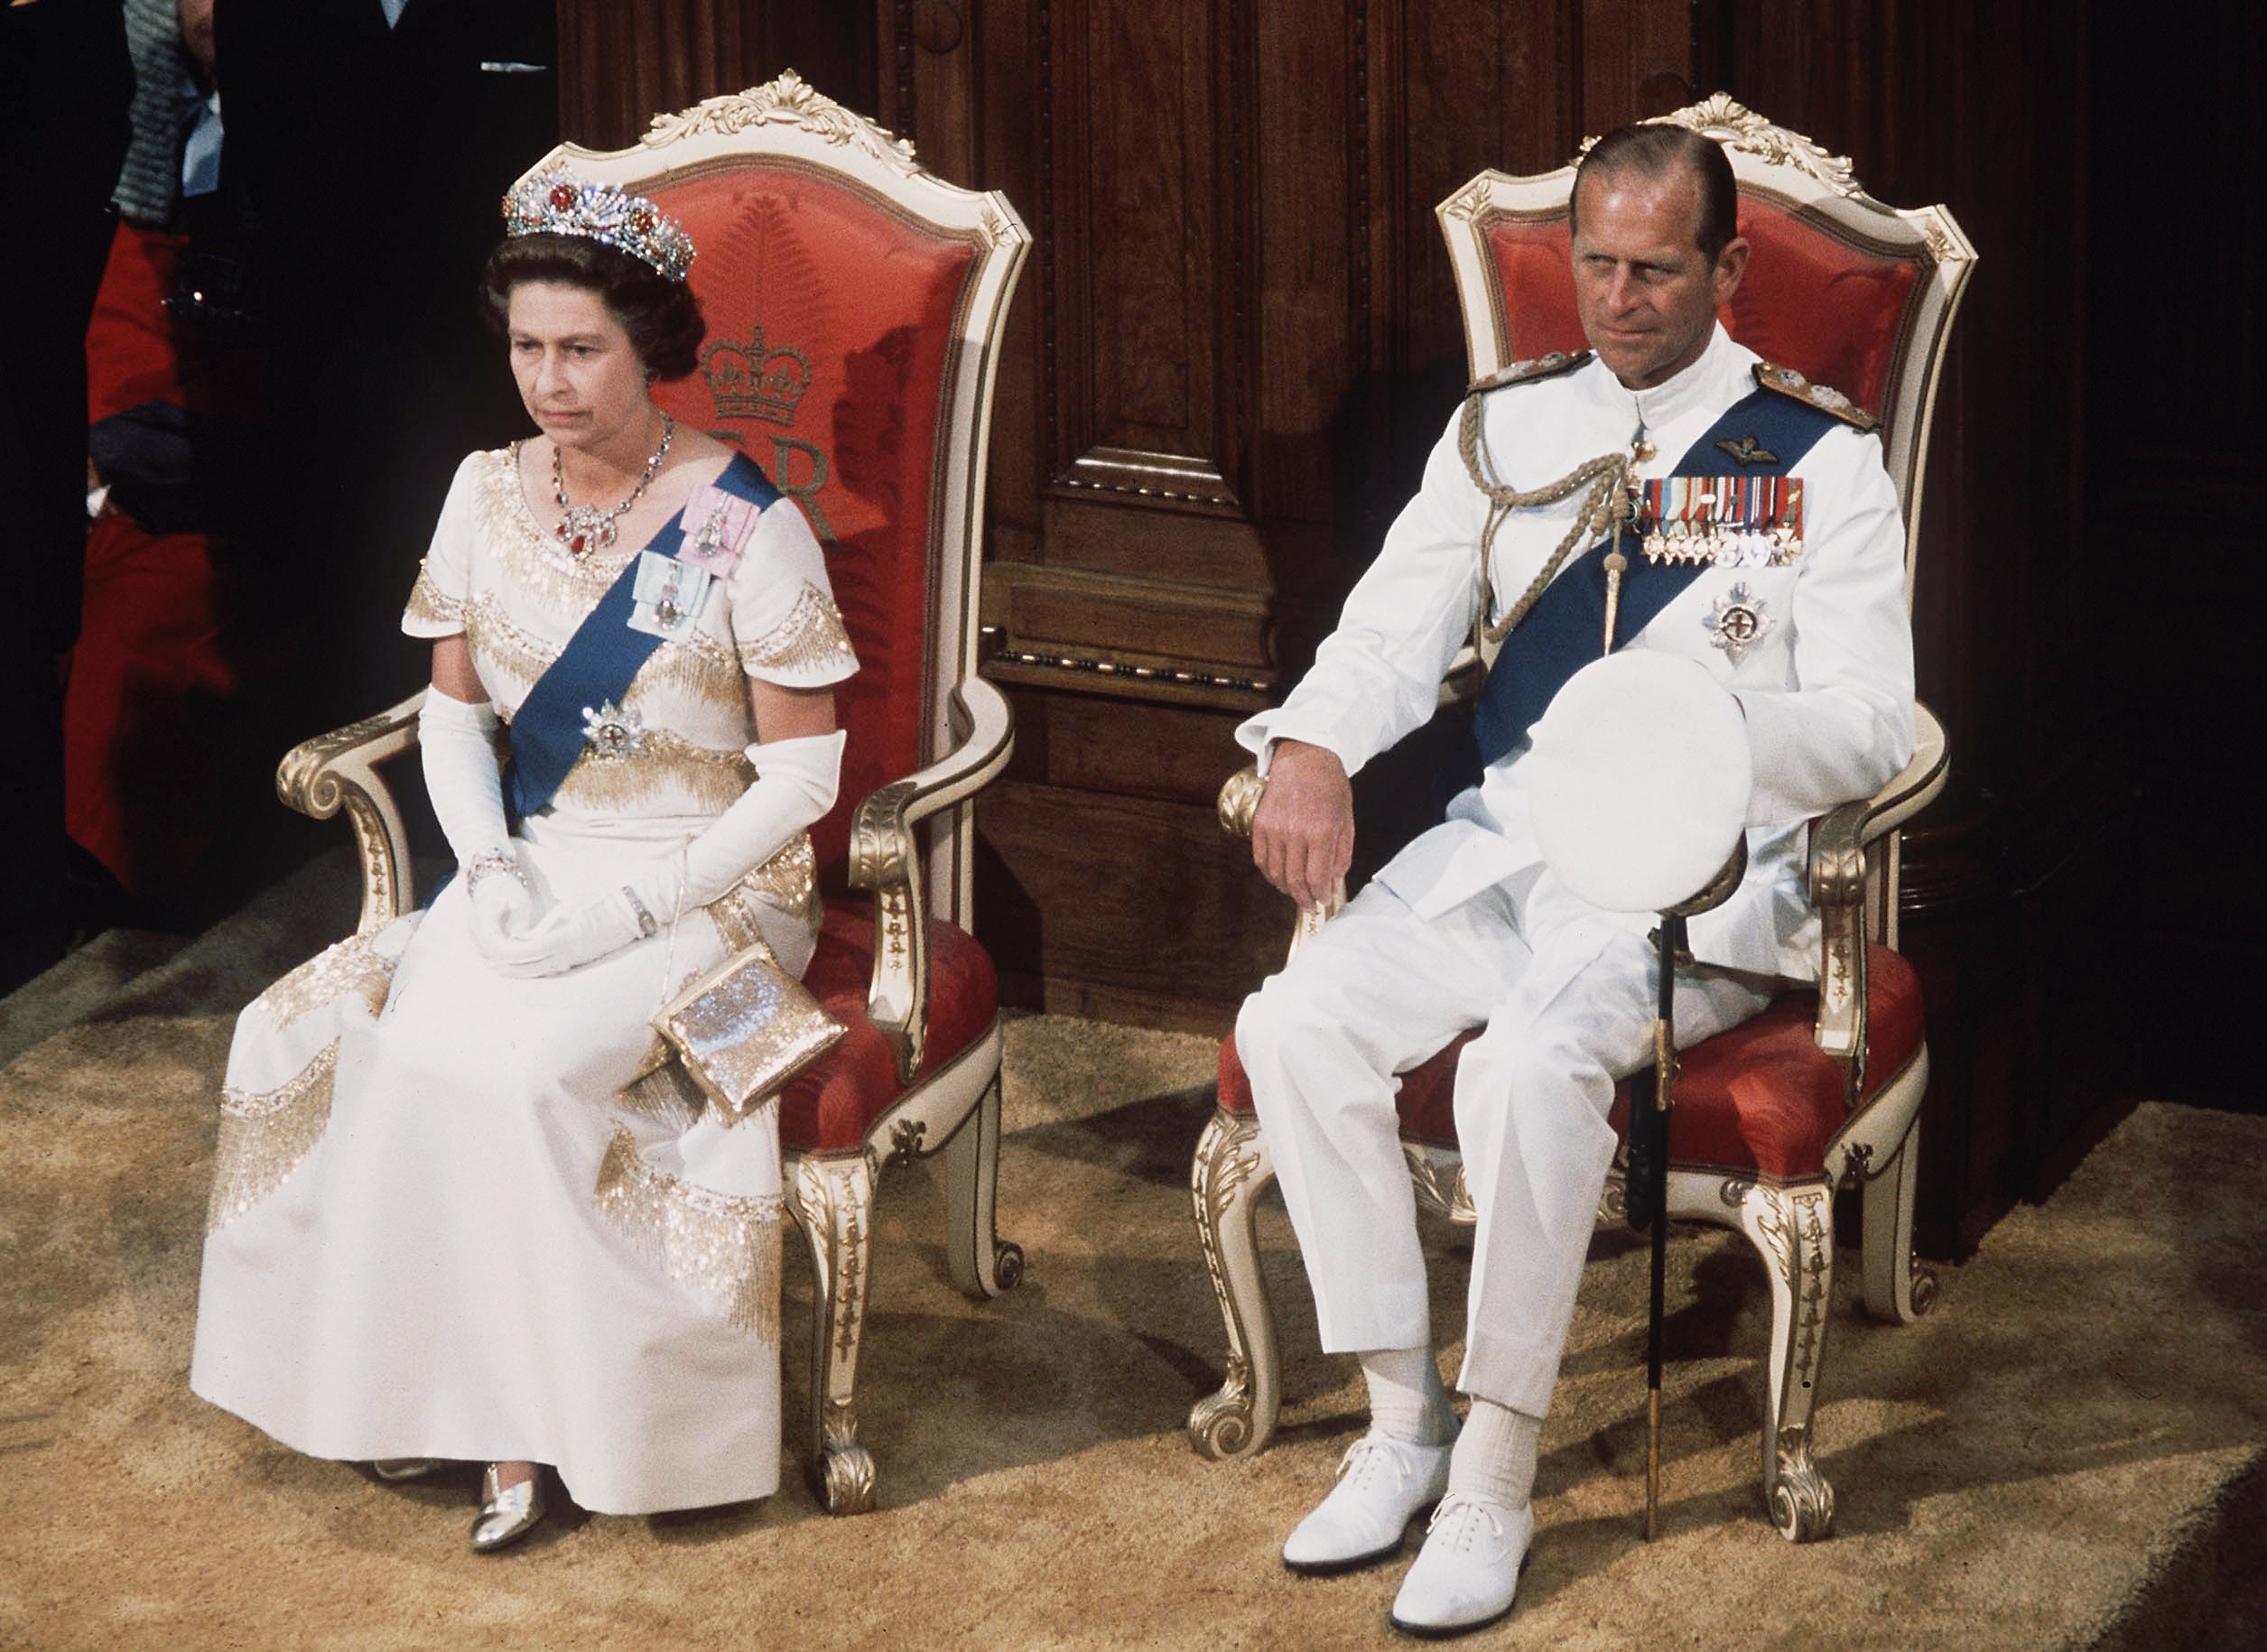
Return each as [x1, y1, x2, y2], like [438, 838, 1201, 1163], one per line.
[189, 447, 859, 1515]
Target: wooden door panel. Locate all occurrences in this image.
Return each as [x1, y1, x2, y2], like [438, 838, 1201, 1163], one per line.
[1047, 0, 1244, 510]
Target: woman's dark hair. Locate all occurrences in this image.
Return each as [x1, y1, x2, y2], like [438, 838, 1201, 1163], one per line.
[478, 233, 706, 381]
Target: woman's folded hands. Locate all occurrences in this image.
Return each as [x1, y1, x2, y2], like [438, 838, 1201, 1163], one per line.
[481, 871, 674, 978]
[478, 729, 847, 979]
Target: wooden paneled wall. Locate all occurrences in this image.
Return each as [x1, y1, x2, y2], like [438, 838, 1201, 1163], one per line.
[554, 5, 872, 151]
[554, 1, 2254, 1258]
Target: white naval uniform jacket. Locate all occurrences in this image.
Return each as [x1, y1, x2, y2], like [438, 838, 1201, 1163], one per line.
[1239, 324, 1917, 983]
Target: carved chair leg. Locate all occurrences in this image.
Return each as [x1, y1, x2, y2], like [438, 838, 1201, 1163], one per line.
[1861, 1118, 1939, 1324]
[1187, 1109, 1282, 1461]
[786, 1150, 879, 1515]
[943, 1073, 1024, 1299]
[1736, 1181, 1837, 1542]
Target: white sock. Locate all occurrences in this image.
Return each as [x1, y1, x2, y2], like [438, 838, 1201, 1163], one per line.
[1359, 1347, 1459, 1446]
[1446, 1397, 1541, 1508]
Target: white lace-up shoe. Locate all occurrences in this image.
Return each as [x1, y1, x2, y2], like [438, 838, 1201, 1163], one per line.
[1388, 1492, 1535, 1637]
[1281, 1432, 1455, 1574]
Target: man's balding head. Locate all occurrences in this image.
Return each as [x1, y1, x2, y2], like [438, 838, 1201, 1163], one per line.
[1571, 125, 1738, 263]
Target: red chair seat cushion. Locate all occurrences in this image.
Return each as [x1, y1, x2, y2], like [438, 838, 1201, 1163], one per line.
[1216, 944, 1923, 1184]
[779, 899, 999, 1155]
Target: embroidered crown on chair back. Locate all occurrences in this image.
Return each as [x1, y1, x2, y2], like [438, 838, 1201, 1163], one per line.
[644, 165, 980, 886]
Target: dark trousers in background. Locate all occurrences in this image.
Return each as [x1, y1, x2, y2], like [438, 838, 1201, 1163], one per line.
[0, 0, 133, 992]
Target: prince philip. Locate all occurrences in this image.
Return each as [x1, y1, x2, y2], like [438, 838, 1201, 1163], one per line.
[1234, 123, 1916, 1635]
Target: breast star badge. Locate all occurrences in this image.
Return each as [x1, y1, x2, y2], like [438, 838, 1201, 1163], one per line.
[1703, 583, 1773, 664]
[580, 700, 646, 759]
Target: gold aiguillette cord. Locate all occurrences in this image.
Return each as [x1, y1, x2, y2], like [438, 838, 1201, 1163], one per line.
[1601, 425, 1649, 654]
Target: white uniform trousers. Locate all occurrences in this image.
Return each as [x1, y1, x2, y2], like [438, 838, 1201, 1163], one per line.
[1236, 868, 1774, 1417]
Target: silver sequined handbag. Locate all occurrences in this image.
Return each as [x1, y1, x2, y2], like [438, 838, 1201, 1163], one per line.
[652, 938, 845, 1124]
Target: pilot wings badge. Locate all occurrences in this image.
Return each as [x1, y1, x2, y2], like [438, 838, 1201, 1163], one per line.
[1714, 435, 1779, 466]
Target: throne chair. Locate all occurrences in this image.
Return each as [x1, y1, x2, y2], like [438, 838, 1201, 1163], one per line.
[1189, 96, 1974, 1541]
[276, 71, 1030, 1515]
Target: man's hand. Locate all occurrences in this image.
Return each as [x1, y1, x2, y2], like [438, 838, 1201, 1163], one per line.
[1251, 739, 1354, 913]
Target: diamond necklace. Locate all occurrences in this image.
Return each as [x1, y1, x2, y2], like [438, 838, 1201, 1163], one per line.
[552, 411, 675, 558]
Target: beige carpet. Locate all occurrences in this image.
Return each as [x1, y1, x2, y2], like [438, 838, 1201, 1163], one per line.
[1, 854, 2261, 1650]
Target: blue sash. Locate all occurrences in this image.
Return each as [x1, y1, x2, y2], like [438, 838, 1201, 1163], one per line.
[1450, 386, 1836, 799]
[506, 450, 779, 820]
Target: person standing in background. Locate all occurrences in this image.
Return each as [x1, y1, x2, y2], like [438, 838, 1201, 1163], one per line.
[0, 0, 134, 994]
[213, 0, 557, 728]
[70, 0, 261, 929]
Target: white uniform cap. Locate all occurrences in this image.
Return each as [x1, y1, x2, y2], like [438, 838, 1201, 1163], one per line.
[1525, 652, 1751, 914]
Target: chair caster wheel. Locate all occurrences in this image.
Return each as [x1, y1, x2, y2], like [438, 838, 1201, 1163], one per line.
[1909, 1265, 1940, 1317]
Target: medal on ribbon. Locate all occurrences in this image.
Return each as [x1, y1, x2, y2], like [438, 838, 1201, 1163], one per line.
[676, 483, 762, 575]
[580, 699, 646, 758]
[1639, 475, 1804, 569]
[627, 552, 713, 639]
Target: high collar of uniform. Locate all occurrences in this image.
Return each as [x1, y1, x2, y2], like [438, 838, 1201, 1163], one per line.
[1590, 322, 1743, 436]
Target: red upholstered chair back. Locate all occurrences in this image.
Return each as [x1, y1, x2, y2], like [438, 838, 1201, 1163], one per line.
[644, 168, 969, 888]
[516, 75, 1029, 925]
[1438, 95, 1976, 592]
[1472, 208, 1920, 422]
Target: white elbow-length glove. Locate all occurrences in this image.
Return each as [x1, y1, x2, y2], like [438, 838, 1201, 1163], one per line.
[419, 691, 542, 952]
[485, 729, 845, 979]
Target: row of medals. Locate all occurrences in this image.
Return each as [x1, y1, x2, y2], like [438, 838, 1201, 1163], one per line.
[1626, 458, 1805, 570]
[1638, 518, 1804, 569]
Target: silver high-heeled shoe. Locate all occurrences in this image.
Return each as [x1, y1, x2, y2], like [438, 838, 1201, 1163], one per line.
[371, 1459, 442, 1481]
[469, 1464, 546, 1553]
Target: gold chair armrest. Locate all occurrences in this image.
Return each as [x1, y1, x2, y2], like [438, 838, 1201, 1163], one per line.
[1217, 763, 1338, 960]
[274, 691, 428, 935]
[1219, 765, 1265, 839]
[1808, 702, 1950, 1085]
[847, 677, 1015, 1082]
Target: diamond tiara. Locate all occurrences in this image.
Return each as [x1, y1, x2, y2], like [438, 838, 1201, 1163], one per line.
[501, 169, 696, 283]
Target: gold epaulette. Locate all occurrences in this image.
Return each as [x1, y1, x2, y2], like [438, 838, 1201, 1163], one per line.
[1752, 362, 1880, 432]
[1465, 349, 1593, 397]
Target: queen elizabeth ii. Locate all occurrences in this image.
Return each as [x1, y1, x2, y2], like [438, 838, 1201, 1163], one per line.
[190, 171, 858, 1551]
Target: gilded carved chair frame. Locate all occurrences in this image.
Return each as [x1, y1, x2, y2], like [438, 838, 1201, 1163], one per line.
[275, 72, 1030, 1515]
[1187, 97, 1974, 1542]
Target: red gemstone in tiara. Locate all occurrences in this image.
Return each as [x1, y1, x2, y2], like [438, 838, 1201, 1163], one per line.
[503, 169, 696, 283]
